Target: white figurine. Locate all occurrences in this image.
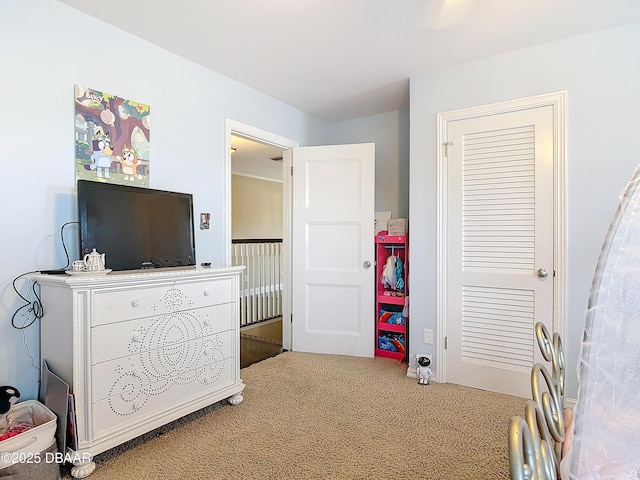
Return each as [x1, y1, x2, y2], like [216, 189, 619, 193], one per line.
[416, 354, 432, 386]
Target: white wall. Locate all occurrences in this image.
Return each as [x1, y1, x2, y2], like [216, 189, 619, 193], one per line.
[0, 0, 327, 400]
[409, 22, 640, 398]
[328, 109, 410, 218]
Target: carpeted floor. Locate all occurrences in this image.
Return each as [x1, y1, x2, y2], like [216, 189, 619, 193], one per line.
[67, 352, 525, 479]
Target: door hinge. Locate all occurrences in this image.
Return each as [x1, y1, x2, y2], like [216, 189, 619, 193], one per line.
[444, 336, 448, 350]
[443, 141, 453, 158]
[290, 166, 293, 176]
[290, 313, 293, 323]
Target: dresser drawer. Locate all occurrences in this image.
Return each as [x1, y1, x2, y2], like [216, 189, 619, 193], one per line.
[91, 358, 235, 440]
[91, 329, 235, 401]
[91, 303, 235, 364]
[91, 277, 235, 327]
[173, 276, 235, 310]
[91, 282, 175, 326]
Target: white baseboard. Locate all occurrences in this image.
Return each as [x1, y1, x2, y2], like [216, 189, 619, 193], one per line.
[406, 365, 574, 406]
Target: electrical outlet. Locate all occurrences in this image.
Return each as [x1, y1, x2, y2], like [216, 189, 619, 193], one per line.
[423, 328, 433, 344]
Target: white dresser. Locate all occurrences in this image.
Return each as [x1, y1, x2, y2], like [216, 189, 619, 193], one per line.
[34, 266, 245, 478]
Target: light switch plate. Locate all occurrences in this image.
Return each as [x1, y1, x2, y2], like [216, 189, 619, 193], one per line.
[424, 328, 433, 344]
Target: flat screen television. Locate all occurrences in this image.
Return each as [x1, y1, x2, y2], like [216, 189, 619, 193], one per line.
[77, 179, 196, 271]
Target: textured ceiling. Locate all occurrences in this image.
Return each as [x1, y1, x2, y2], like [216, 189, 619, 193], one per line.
[58, 0, 640, 122]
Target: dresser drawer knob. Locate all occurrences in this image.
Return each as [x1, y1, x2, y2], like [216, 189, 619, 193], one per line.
[203, 288, 211, 297]
[203, 316, 211, 327]
[132, 369, 142, 377]
[203, 348, 212, 356]
[132, 334, 143, 343]
[131, 298, 141, 307]
[133, 403, 142, 411]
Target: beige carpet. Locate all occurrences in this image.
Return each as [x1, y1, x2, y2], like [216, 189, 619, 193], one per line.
[75, 352, 525, 480]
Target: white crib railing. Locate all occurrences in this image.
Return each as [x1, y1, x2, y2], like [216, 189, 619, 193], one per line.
[232, 240, 283, 327]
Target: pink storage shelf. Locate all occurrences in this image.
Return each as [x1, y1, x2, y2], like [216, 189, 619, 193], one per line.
[375, 232, 408, 362]
[375, 348, 405, 361]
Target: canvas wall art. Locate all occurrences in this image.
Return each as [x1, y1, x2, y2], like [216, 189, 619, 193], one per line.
[74, 85, 150, 187]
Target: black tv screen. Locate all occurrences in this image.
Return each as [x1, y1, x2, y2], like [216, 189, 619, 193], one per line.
[77, 180, 196, 271]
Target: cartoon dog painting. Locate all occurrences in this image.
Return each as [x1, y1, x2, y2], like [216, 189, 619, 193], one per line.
[88, 133, 113, 179]
[119, 144, 140, 181]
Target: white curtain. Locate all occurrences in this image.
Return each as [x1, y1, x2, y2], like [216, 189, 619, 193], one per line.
[564, 165, 640, 479]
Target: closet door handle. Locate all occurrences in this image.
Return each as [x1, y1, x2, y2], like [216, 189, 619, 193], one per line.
[536, 268, 549, 279]
[363, 261, 372, 269]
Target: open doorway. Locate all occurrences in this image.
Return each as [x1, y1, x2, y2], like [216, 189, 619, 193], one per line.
[225, 120, 299, 367]
[231, 134, 285, 367]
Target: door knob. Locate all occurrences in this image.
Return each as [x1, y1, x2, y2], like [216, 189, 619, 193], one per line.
[363, 261, 372, 268]
[536, 268, 549, 278]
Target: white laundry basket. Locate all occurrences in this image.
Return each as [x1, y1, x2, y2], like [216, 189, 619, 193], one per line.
[0, 400, 60, 479]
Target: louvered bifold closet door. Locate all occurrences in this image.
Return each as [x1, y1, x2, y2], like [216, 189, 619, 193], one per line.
[446, 106, 554, 398]
[461, 126, 535, 370]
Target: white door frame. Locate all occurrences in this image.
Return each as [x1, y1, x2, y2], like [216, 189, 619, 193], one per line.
[435, 92, 567, 384]
[224, 119, 299, 350]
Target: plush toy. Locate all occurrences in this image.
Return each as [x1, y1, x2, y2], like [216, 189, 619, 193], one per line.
[416, 354, 432, 386]
[0, 386, 20, 416]
[0, 386, 20, 435]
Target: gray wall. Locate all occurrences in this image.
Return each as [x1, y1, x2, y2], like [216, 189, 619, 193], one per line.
[409, 22, 640, 399]
[328, 109, 410, 218]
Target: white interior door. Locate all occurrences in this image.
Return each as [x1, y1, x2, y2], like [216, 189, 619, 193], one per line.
[445, 105, 555, 398]
[290, 143, 375, 357]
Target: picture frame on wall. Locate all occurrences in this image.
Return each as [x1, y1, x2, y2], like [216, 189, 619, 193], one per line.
[74, 85, 150, 187]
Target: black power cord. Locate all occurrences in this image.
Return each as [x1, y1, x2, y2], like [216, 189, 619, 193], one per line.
[11, 271, 43, 329]
[38, 221, 78, 274]
[11, 221, 79, 329]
